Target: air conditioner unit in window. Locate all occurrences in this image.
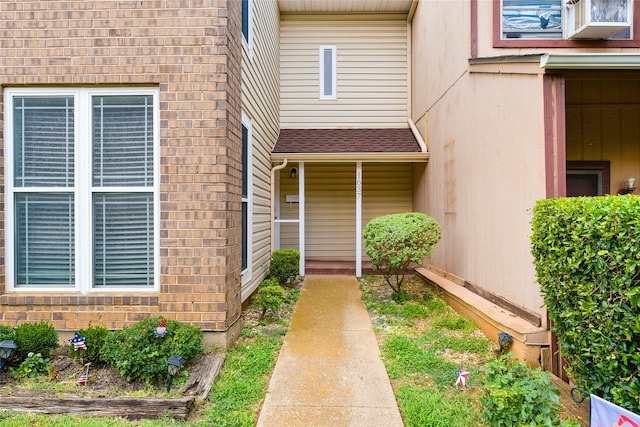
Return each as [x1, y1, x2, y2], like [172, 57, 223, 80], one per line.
[564, 0, 632, 39]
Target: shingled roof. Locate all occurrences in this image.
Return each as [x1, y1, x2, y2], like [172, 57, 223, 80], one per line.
[273, 128, 422, 154]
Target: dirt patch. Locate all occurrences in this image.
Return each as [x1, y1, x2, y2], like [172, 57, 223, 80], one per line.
[0, 347, 152, 398]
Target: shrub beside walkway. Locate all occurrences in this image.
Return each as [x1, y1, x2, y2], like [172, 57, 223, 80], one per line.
[256, 275, 403, 427]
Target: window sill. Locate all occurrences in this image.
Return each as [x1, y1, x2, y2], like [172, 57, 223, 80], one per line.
[0, 293, 159, 307]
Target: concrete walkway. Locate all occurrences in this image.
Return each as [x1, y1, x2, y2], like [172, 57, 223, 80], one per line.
[256, 275, 403, 427]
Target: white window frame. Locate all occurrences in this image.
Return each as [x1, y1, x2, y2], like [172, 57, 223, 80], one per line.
[5, 87, 160, 293]
[319, 45, 337, 100]
[241, 112, 253, 285]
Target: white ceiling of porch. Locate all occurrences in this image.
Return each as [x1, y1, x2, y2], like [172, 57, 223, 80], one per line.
[277, 0, 415, 14]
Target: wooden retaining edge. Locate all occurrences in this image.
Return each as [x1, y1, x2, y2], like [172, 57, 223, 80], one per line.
[0, 396, 195, 420]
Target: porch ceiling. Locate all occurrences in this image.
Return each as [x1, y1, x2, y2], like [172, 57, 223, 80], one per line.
[271, 128, 429, 162]
[278, 0, 415, 14]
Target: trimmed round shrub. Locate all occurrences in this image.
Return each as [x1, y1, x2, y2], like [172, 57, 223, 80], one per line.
[101, 317, 203, 385]
[363, 212, 441, 296]
[14, 321, 59, 362]
[67, 324, 110, 366]
[269, 249, 300, 287]
[254, 278, 286, 320]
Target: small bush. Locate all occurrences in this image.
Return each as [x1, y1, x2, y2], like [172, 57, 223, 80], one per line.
[0, 325, 16, 342]
[14, 322, 59, 362]
[101, 317, 203, 385]
[363, 212, 441, 296]
[254, 279, 286, 320]
[11, 352, 50, 380]
[67, 325, 110, 366]
[481, 354, 578, 427]
[269, 249, 300, 287]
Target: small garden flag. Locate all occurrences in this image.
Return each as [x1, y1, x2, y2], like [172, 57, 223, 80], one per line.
[69, 332, 87, 351]
[590, 394, 640, 427]
[77, 365, 90, 386]
[455, 365, 470, 388]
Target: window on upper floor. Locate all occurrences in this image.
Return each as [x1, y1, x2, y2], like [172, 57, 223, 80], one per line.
[319, 45, 337, 100]
[497, 0, 634, 45]
[242, 0, 251, 46]
[5, 88, 159, 292]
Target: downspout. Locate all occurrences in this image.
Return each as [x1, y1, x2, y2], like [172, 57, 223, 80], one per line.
[407, 0, 428, 153]
[270, 159, 288, 251]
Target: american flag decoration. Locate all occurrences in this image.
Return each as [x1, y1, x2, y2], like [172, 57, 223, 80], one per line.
[77, 364, 90, 386]
[155, 318, 168, 338]
[455, 365, 470, 388]
[69, 332, 87, 351]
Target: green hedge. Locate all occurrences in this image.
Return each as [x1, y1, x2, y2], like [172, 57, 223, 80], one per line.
[531, 195, 640, 412]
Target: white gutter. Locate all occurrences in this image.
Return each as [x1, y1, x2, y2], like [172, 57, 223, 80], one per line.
[541, 53, 640, 69]
[406, 0, 428, 155]
[271, 152, 429, 162]
[270, 159, 288, 251]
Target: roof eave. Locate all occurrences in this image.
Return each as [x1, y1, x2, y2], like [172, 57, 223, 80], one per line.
[541, 53, 640, 69]
[271, 152, 429, 162]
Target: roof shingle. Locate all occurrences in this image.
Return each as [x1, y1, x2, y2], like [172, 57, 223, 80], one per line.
[273, 128, 421, 154]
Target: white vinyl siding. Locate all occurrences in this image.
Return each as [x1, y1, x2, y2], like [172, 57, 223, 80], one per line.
[280, 16, 408, 128]
[241, 0, 280, 299]
[362, 163, 413, 258]
[5, 88, 159, 292]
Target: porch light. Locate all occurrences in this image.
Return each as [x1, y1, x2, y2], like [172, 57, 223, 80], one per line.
[0, 340, 16, 371]
[289, 167, 297, 179]
[619, 176, 637, 195]
[166, 355, 185, 392]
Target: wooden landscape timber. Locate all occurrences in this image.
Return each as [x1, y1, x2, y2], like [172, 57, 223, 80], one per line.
[0, 396, 195, 420]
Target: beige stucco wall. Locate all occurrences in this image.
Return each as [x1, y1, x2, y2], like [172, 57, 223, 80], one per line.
[241, 0, 280, 299]
[412, 0, 548, 316]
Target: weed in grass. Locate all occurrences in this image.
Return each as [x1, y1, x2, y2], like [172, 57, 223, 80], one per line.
[399, 302, 429, 320]
[424, 298, 448, 314]
[203, 335, 281, 427]
[432, 315, 475, 332]
[382, 334, 458, 382]
[397, 385, 483, 427]
[422, 330, 493, 356]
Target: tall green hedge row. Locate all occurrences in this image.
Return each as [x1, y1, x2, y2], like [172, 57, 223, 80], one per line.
[531, 195, 640, 412]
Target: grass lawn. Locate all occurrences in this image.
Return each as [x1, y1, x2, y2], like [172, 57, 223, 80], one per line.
[359, 275, 493, 426]
[0, 276, 585, 426]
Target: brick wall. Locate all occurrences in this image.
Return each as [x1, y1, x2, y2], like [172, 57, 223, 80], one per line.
[0, 0, 243, 333]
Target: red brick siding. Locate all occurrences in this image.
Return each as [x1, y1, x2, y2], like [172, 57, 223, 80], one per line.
[0, 0, 243, 332]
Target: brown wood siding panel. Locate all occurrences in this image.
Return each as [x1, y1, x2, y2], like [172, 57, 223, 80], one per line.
[565, 76, 640, 195]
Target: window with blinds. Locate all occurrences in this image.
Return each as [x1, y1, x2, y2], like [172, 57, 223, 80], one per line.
[6, 89, 158, 291]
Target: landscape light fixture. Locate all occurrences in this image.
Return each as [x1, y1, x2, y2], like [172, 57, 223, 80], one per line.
[498, 332, 513, 355]
[166, 355, 185, 392]
[0, 340, 16, 371]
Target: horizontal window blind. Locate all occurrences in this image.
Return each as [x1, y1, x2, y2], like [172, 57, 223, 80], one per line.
[15, 193, 75, 286]
[13, 96, 74, 187]
[93, 193, 154, 287]
[92, 95, 154, 187]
